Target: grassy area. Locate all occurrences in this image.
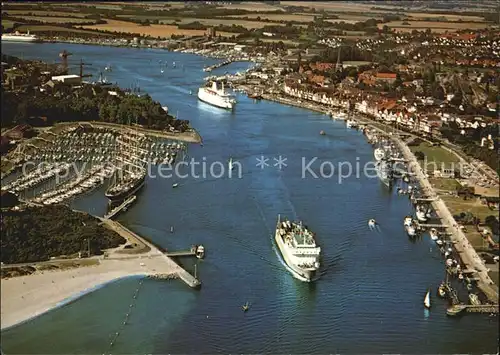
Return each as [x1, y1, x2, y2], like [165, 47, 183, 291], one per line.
[2, 10, 91, 17]
[428, 177, 462, 191]
[441, 194, 498, 248]
[1, 19, 16, 30]
[378, 20, 493, 33]
[441, 195, 496, 222]
[410, 142, 460, 171]
[158, 17, 285, 29]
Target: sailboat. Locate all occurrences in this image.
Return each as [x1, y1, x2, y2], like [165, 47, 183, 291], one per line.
[242, 301, 249, 312]
[424, 290, 431, 309]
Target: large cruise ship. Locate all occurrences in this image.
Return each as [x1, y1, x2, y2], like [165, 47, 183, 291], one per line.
[1, 31, 40, 42]
[198, 81, 236, 110]
[275, 215, 321, 282]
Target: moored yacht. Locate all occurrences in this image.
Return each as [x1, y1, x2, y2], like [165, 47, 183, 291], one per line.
[346, 119, 359, 129]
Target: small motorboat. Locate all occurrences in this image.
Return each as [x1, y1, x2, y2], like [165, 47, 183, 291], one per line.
[172, 183, 179, 188]
[195, 245, 205, 259]
[429, 228, 439, 241]
[424, 290, 431, 309]
[415, 205, 428, 222]
[319, 130, 325, 136]
[368, 219, 377, 227]
[242, 301, 250, 312]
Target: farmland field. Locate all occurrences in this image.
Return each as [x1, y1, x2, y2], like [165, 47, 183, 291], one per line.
[405, 13, 486, 22]
[215, 1, 283, 12]
[2, 10, 91, 18]
[228, 13, 315, 22]
[165, 17, 284, 29]
[378, 20, 493, 32]
[1, 19, 17, 30]
[114, 15, 285, 29]
[279, 1, 394, 12]
[14, 24, 111, 35]
[80, 19, 235, 37]
[4, 16, 100, 24]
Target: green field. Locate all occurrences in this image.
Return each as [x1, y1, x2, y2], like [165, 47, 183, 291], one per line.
[410, 142, 460, 171]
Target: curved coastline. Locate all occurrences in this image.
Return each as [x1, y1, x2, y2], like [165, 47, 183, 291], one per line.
[1, 274, 146, 332]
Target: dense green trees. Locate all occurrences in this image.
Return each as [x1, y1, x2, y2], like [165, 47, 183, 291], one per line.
[1, 205, 126, 263]
[1, 55, 190, 132]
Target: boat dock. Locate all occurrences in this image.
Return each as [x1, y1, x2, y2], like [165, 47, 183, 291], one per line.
[98, 218, 201, 289]
[103, 195, 137, 219]
[165, 249, 196, 257]
[447, 304, 499, 316]
[412, 197, 437, 203]
[203, 59, 233, 72]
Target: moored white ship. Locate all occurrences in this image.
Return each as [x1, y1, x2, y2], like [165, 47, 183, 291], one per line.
[375, 159, 393, 187]
[198, 81, 236, 110]
[275, 215, 321, 282]
[1, 31, 40, 42]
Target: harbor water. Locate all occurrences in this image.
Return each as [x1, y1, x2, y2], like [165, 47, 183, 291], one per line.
[1, 42, 498, 354]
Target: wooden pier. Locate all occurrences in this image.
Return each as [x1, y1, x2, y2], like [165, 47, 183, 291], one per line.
[165, 250, 196, 257]
[103, 195, 137, 220]
[177, 267, 201, 288]
[447, 304, 499, 316]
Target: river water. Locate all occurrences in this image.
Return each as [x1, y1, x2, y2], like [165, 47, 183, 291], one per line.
[1, 42, 497, 354]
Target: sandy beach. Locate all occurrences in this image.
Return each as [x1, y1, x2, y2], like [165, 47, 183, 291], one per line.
[1, 255, 179, 330]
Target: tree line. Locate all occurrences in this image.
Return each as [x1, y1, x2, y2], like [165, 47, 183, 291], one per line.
[1, 205, 125, 263]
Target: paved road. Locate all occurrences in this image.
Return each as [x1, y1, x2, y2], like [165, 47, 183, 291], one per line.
[394, 137, 498, 302]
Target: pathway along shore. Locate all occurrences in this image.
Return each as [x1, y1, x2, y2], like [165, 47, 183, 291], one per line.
[262, 91, 498, 303]
[0, 219, 187, 331]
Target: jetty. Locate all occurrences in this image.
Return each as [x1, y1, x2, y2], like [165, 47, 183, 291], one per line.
[203, 59, 233, 72]
[447, 304, 499, 316]
[104, 195, 137, 220]
[393, 136, 498, 302]
[98, 218, 201, 289]
[165, 248, 197, 258]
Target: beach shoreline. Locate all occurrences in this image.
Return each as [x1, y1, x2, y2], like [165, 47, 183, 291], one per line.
[0, 256, 178, 331]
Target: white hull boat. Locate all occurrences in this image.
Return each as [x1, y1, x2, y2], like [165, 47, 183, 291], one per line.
[275, 215, 321, 282]
[198, 81, 236, 110]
